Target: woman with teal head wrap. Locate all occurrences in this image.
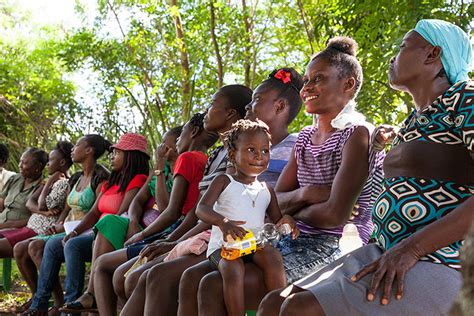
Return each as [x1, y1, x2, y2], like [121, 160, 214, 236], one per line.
[414, 19, 472, 84]
[258, 19, 473, 316]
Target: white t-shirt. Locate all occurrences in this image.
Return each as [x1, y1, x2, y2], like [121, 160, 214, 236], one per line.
[206, 174, 271, 257]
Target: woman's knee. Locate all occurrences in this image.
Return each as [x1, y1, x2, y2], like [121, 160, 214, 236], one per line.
[280, 291, 324, 316]
[28, 239, 45, 259]
[257, 289, 284, 316]
[124, 268, 146, 296]
[180, 265, 205, 290]
[13, 240, 29, 260]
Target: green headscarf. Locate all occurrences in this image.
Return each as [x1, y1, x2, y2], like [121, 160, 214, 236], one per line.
[414, 19, 472, 84]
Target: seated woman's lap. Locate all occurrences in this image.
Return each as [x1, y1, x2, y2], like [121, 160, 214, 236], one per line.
[277, 233, 340, 283]
[289, 244, 462, 316]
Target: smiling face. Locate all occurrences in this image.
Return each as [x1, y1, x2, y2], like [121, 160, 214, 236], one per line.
[230, 130, 270, 178]
[245, 84, 280, 125]
[300, 58, 352, 115]
[388, 31, 430, 92]
[47, 149, 64, 175]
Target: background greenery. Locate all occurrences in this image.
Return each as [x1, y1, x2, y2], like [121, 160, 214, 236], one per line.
[1, 0, 473, 170]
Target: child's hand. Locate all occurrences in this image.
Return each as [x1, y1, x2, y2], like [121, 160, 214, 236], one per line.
[277, 215, 299, 239]
[218, 218, 247, 241]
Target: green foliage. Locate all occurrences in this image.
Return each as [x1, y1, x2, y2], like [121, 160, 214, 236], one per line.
[0, 0, 472, 158]
[0, 35, 81, 170]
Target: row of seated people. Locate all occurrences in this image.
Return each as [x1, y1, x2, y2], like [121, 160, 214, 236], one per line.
[0, 18, 471, 316]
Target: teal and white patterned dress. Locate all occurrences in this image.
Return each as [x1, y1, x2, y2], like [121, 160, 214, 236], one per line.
[373, 80, 474, 270]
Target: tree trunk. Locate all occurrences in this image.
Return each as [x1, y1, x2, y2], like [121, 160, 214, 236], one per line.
[170, 0, 191, 121]
[241, 0, 252, 87]
[210, 0, 223, 88]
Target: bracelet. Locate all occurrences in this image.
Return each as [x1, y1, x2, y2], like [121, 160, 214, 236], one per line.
[71, 230, 79, 236]
[154, 169, 165, 176]
[222, 217, 230, 224]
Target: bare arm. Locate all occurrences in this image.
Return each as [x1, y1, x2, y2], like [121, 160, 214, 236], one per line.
[127, 175, 153, 226]
[275, 150, 331, 215]
[26, 185, 46, 214]
[165, 205, 201, 241]
[265, 186, 282, 224]
[140, 175, 189, 238]
[0, 218, 29, 229]
[294, 126, 370, 228]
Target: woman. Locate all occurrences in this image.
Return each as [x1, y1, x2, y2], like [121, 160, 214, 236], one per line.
[259, 19, 473, 316]
[197, 37, 385, 314]
[55, 133, 150, 312]
[177, 68, 304, 315]
[118, 85, 252, 316]
[0, 147, 47, 233]
[15, 136, 109, 313]
[1, 141, 74, 311]
[22, 134, 112, 316]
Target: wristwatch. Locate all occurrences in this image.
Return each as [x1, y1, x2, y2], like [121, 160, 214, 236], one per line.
[154, 169, 165, 176]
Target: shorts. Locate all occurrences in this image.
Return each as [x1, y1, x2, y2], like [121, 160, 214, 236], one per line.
[0, 227, 37, 247]
[208, 248, 254, 270]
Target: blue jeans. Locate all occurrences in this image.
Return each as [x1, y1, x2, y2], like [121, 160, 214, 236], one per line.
[31, 234, 93, 311]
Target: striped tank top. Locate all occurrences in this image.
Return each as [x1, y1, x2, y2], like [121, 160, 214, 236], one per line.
[294, 124, 385, 243]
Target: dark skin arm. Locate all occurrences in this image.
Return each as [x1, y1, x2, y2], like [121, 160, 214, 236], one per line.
[0, 218, 29, 229]
[139, 216, 210, 261]
[125, 174, 189, 245]
[64, 181, 140, 241]
[275, 149, 331, 215]
[293, 126, 370, 228]
[353, 151, 474, 305]
[196, 174, 247, 240]
[266, 186, 299, 240]
[127, 174, 153, 234]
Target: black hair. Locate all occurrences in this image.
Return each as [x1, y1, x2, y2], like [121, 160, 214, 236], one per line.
[0, 144, 9, 165]
[189, 112, 219, 149]
[218, 85, 253, 119]
[83, 134, 112, 160]
[106, 150, 149, 193]
[311, 36, 363, 97]
[25, 147, 48, 170]
[223, 119, 272, 153]
[167, 125, 183, 139]
[260, 68, 304, 124]
[54, 140, 74, 167]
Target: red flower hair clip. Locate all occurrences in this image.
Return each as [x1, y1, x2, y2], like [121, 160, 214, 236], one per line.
[274, 69, 291, 84]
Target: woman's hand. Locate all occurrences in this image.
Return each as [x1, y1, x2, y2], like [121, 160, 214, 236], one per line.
[45, 208, 62, 217]
[154, 143, 173, 170]
[125, 231, 145, 246]
[45, 223, 64, 235]
[139, 240, 177, 261]
[351, 241, 421, 305]
[62, 230, 78, 244]
[218, 218, 247, 241]
[276, 215, 299, 239]
[126, 221, 142, 240]
[371, 125, 398, 152]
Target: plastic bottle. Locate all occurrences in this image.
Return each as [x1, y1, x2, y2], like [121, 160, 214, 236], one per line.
[221, 223, 291, 260]
[339, 223, 363, 256]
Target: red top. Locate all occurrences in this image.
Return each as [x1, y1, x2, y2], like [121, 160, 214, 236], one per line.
[174, 151, 208, 215]
[98, 174, 148, 218]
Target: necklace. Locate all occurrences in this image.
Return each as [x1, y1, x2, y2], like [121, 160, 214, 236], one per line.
[241, 183, 260, 208]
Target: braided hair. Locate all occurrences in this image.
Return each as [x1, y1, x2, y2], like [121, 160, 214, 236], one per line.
[311, 36, 363, 97]
[223, 119, 272, 153]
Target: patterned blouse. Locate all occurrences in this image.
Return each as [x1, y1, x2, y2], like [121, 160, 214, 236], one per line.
[373, 81, 474, 270]
[27, 178, 69, 234]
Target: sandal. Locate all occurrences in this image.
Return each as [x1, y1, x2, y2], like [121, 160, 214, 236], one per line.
[20, 308, 48, 316]
[14, 298, 32, 313]
[48, 305, 61, 316]
[59, 292, 97, 313]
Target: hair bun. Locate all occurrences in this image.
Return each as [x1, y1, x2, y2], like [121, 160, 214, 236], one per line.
[326, 36, 358, 57]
